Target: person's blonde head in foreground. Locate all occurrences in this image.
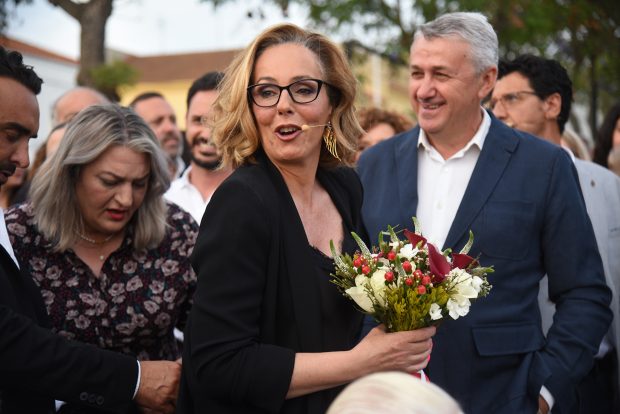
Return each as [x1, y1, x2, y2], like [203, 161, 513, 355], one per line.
[326, 372, 463, 414]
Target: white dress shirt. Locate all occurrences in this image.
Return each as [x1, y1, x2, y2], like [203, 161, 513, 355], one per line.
[416, 109, 490, 249]
[165, 165, 210, 224]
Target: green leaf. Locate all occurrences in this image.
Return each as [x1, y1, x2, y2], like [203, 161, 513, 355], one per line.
[412, 217, 422, 235]
[351, 231, 372, 257]
[460, 230, 474, 255]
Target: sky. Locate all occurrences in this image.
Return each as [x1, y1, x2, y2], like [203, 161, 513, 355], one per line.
[6, 0, 312, 59]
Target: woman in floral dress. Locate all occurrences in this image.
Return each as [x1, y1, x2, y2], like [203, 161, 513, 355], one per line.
[5, 105, 197, 410]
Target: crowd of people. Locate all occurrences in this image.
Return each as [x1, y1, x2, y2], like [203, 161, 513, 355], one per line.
[0, 9, 618, 414]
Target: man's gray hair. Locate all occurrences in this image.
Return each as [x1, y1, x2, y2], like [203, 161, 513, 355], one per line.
[415, 12, 498, 74]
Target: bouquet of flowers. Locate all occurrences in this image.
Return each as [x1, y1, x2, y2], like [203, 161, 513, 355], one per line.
[330, 218, 493, 332]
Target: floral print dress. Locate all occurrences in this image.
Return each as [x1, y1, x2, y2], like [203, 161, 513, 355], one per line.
[5, 202, 198, 361]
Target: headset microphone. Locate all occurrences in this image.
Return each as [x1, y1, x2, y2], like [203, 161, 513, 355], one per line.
[301, 124, 328, 131]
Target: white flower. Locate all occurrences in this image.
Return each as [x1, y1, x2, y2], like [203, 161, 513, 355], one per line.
[345, 285, 374, 313]
[345, 270, 389, 313]
[369, 269, 388, 302]
[398, 244, 419, 261]
[448, 268, 478, 299]
[429, 303, 443, 320]
[446, 297, 471, 319]
[471, 276, 484, 293]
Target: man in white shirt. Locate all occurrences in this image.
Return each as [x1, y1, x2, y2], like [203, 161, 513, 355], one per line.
[165, 72, 232, 224]
[357, 12, 611, 414]
[130, 92, 185, 179]
[491, 54, 620, 413]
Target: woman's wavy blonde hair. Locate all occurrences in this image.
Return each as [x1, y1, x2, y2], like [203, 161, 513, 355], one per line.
[212, 23, 363, 168]
[30, 104, 170, 252]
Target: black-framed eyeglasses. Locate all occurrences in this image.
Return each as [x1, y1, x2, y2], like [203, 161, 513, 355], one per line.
[488, 90, 538, 110]
[247, 78, 329, 107]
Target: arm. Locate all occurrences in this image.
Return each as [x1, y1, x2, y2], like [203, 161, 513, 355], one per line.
[166, 203, 199, 333]
[536, 150, 612, 412]
[287, 325, 435, 398]
[0, 269, 180, 413]
[184, 177, 296, 412]
[0, 303, 136, 411]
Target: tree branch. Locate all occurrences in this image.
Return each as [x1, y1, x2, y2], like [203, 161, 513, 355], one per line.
[48, 0, 83, 20]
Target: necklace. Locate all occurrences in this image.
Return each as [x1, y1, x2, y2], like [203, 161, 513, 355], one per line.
[76, 232, 115, 261]
[77, 232, 114, 245]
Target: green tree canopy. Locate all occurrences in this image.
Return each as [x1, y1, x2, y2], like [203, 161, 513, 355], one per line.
[203, 0, 620, 139]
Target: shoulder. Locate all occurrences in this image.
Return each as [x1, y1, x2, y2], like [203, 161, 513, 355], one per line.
[166, 177, 188, 194]
[493, 119, 562, 159]
[575, 158, 619, 180]
[322, 166, 361, 190]
[164, 201, 199, 247]
[211, 162, 276, 210]
[4, 202, 37, 242]
[320, 166, 363, 208]
[575, 158, 620, 194]
[5, 202, 34, 223]
[358, 128, 417, 169]
[488, 126, 573, 179]
[165, 202, 199, 229]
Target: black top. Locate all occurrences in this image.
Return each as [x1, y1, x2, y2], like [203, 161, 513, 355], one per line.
[177, 150, 366, 414]
[310, 231, 363, 411]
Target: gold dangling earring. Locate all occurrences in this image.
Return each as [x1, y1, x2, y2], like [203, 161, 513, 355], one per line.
[322, 121, 341, 160]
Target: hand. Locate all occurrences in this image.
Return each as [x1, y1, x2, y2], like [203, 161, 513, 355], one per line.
[353, 324, 435, 375]
[537, 395, 550, 414]
[134, 360, 181, 414]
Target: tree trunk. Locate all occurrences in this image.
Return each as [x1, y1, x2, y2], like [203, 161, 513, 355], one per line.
[49, 0, 113, 87]
[77, 0, 112, 87]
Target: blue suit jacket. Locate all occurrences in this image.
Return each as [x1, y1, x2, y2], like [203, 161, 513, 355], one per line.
[357, 114, 612, 413]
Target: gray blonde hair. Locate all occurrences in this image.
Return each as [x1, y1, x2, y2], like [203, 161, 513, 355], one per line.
[213, 23, 363, 168]
[326, 371, 463, 414]
[30, 104, 171, 251]
[415, 12, 498, 75]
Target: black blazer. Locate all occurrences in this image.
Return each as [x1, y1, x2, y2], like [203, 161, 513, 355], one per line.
[0, 243, 138, 413]
[178, 151, 366, 414]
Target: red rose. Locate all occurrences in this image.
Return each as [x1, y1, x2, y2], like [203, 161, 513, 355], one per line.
[387, 251, 396, 261]
[421, 275, 431, 285]
[417, 285, 426, 294]
[385, 271, 394, 282]
[405, 277, 414, 286]
[361, 265, 371, 275]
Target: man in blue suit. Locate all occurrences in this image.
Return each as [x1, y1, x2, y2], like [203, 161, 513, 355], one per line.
[491, 54, 620, 413]
[357, 12, 612, 414]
